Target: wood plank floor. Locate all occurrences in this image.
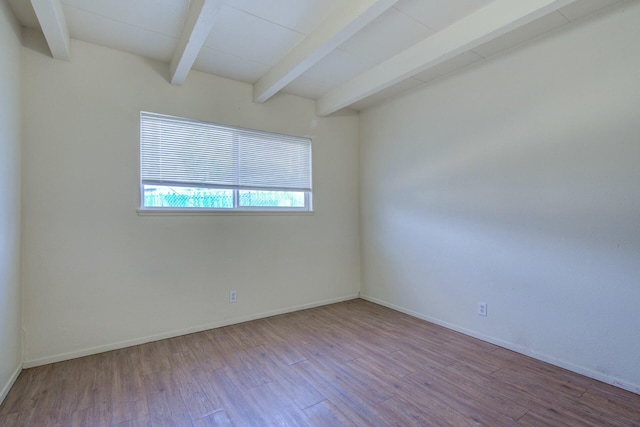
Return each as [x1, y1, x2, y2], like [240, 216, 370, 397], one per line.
[1, 299, 639, 426]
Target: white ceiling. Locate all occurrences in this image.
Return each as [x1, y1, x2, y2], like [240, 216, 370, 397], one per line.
[8, 0, 623, 114]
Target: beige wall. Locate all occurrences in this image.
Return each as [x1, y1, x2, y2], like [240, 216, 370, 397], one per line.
[0, 0, 23, 402]
[21, 32, 361, 366]
[359, 3, 640, 393]
[10, 0, 640, 397]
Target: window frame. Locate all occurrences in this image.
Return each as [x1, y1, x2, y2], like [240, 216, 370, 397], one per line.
[138, 112, 313, 215]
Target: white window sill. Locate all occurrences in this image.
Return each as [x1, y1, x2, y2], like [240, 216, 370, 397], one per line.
[137, 209, 314, 216]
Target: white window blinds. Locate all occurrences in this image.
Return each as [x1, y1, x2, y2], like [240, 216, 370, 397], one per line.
[140, 112, 312, 192]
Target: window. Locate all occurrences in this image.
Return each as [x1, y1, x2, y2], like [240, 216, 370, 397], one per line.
[140, 112, 312, 212]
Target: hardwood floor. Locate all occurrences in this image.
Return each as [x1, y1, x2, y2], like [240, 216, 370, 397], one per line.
[1, 299, 639, 426]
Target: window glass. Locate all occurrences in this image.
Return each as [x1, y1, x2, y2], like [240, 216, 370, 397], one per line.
[140, 112, 312, 212]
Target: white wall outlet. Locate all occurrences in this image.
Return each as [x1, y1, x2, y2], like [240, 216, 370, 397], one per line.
[478, 302, 487, 317]
[229, 290, 237, 303]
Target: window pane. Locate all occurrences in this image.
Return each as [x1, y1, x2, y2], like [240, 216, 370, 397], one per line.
[239, 190, 305, 208]
[143, 185, 233, 209]
[140, 112, 312, 212]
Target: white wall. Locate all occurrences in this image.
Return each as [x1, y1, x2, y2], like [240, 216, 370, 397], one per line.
[0, 0, 23, 403]
[21, 32, 360, 366]
[359, 3, 640, 393]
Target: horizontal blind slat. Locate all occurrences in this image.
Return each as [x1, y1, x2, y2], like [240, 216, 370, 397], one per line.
[140, 111, 311, 191]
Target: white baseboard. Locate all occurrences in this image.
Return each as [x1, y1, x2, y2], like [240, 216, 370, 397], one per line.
[0, 363, 22, 405]
[23, 294, 359, 369]
[360, 294, 640, 396]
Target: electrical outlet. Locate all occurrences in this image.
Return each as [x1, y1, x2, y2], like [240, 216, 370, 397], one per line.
[478, 302, 487, 317]
[229, 290, 237, 303]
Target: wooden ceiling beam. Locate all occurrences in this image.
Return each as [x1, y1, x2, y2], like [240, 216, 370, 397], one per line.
[170, 0, 222, 85]
[317, 0, 579, 116]
[31, 0, 70, 60]
[253, 0, 399, 103]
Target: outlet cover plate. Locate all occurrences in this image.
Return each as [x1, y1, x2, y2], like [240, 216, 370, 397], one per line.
[478, 302, 487, 317]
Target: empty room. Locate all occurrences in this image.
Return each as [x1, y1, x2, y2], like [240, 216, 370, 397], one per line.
[1, 0, 639, 425]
